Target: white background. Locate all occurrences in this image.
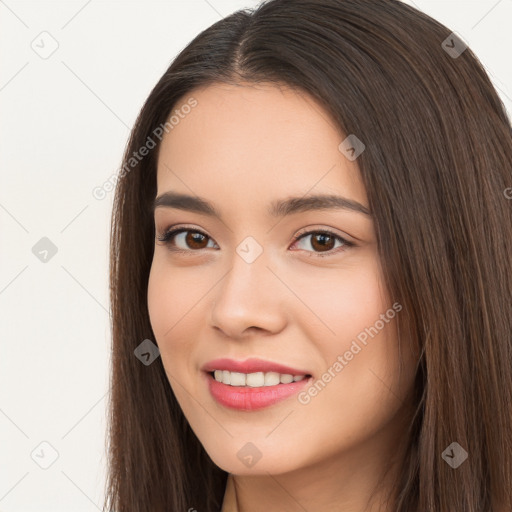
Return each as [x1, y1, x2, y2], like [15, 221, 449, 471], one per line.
[0, 1, 510, 510]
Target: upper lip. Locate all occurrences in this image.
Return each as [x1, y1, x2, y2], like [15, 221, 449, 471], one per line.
[202, 357, 311, 376]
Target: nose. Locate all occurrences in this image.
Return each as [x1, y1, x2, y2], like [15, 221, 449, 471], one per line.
[209, 249, 287, 340]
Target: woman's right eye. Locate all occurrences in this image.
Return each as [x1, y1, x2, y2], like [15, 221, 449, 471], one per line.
[156, 227, 218, 253]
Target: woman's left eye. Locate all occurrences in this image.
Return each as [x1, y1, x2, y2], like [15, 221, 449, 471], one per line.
[292, 230, 355, 257]
[156, 226, 355, 258]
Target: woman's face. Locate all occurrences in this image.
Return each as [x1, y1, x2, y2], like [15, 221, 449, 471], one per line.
[148, 82, 417, 477]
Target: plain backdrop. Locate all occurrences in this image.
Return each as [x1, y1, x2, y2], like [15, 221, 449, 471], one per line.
[0, 0, 511, 510]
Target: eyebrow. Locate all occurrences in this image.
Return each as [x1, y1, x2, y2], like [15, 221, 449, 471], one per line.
[152, 191, 372, 218]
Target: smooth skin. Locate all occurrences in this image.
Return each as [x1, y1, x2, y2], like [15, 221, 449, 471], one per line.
[147, 82, 418, 512]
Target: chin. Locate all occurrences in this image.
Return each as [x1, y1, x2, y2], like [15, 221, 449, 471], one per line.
[203, 439, 303, 476]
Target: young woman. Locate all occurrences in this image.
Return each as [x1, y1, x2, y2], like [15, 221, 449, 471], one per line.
[104, 1, 512, 510]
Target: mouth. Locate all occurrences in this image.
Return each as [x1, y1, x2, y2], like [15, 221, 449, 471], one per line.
[203, 370, 313, 411]
[207, 370, 312, 387]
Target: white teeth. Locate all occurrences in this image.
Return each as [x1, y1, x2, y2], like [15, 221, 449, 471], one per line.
[280, 374, 294, 384]
[246, 372, 264, 387]
[212, 370, 308, 387]
[230, 372, 246, 386]
[265, 372, 280, 386]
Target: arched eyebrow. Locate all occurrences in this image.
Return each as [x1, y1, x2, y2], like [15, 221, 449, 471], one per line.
[152, 192, 372, 218]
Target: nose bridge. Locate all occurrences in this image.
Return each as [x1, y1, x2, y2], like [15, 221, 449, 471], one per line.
[210, 235, 285, 335]
[219, 235, 272, 305]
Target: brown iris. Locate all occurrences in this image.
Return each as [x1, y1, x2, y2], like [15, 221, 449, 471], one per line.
[309, 232, 336, 252]
[185, 231, 209, 249]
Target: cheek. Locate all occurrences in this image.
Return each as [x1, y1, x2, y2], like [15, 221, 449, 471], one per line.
[297, 258, 407, 426]
[147, 261, 190, 373]
[147, 262, 170, 340]
[293, 255, 389, 343]
[147, 258, 198, 342]
[147, 263, 198, 410]
[147, 259, 211, 381]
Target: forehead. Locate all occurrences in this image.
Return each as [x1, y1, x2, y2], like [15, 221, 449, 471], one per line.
[156, 82, 367, 210]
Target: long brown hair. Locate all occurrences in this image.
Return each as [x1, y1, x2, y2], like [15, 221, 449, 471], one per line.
[105, 1, 512, 510]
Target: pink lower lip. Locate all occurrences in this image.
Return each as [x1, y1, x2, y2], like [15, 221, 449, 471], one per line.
[204, 371, 312, 411]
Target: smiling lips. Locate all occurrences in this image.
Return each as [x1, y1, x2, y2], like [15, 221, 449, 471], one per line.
[202, 357, 313, 411]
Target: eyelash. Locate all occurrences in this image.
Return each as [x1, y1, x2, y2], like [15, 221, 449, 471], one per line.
[156, 225, 355, 258]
